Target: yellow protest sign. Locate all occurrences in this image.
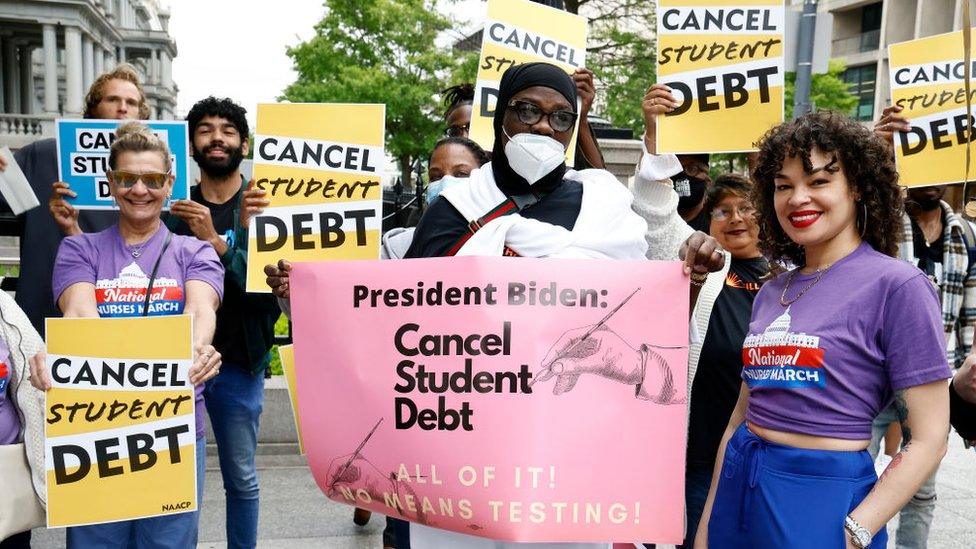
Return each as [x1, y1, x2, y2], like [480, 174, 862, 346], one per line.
[44, 315, 196, 527]
[278, 344, 305, 455]
[656, 1, 785, 153]
[246, 103, 385, 292]
[469, 0, 587, 164]
[889, 30, 976, 188]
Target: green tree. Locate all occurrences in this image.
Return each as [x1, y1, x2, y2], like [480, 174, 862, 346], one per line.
[785, 59, 860, 120]
[564, 0, 656, 135]
[282, 0, 457, 187]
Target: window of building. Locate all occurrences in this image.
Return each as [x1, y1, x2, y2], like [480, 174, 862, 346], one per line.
[861, 3, 883, 32]
[843, 64, 877, 121]
[857, 2, 883, 52]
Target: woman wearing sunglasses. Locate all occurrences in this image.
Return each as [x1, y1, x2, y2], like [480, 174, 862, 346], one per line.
[30, 122, 225, 549]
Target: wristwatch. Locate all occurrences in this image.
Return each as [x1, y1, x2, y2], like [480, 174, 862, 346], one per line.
[845, 515, 872, 548]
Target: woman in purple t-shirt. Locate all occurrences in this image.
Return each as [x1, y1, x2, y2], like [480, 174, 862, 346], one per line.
[29, 122, 225, 549]
[695, 112, 951, 549]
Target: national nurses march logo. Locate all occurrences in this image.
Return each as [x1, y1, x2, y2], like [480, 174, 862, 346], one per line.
[741, 307, 826, 389]
[0, 361, 8, 393]
[94, 262, 183, 317]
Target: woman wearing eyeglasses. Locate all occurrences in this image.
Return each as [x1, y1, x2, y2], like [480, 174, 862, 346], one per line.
[31, 122, 225, 549]
[402, 62, 721, 548]
[439, 66, 605, 169]
[675, 174, 770, 549]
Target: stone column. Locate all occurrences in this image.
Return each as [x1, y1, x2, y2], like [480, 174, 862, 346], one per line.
[2, 37, 19, 114]
[82, 34, 95, 90]
[64, 26, 84, 115]
[161, 50, 172, 89]
[118, 45, 126, 63]
[42, 24, 58, 113]
[19, 44, 32, 114]
[94, 44, 104, 77]
[151, 49, 160, 84]
[103, 48, 114, 72]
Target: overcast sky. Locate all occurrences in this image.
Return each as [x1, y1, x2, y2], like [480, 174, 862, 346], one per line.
[168, 0, 485, 128]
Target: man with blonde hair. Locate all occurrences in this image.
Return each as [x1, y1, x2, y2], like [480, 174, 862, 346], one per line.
[0, 63, 146, 338]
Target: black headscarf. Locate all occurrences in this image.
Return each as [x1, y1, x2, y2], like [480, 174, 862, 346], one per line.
[492, 62, 578, 196]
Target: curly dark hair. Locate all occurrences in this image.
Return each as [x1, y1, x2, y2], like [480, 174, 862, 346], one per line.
[429, 137, 490, 166]
[750, 111, 903, 266]
[442, 83, 475, 119]
[185, 96, 249, 138]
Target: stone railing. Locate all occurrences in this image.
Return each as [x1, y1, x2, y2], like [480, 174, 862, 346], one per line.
[832, 29, 881, 57]
[0, 113, 56, 149]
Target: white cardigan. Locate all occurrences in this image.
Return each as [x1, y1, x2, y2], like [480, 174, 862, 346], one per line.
[631, 149, 731, 403]
[3, 291, 47, 507]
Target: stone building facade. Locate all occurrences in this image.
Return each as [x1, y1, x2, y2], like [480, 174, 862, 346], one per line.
[0, 0, 178, 148]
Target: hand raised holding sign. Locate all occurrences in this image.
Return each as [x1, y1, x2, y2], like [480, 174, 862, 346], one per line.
[873, 104, 911, 148]
[49, 182, 82, 237]
[642, 84, 679, 155]
[572, 68, 596, 118]
[264, 259, 292, 300]
[170, 199, 227, 255]
[240, 178, 270, 228]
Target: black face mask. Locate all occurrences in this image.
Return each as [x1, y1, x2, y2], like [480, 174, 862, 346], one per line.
[674, 173, 708, 213]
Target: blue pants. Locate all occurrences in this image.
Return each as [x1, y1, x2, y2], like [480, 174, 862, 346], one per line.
[708, 424, 888, 549]
[204, 363, 264, 549]
[66, 435, 206, 549]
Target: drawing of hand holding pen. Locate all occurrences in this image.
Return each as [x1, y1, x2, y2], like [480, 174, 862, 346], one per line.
[531, 288, 686, 404]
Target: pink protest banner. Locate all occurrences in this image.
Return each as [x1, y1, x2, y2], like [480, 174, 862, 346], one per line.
[290, 256, 689, 543]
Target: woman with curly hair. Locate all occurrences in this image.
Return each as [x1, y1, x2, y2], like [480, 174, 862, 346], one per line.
[694, 111, 951, 549]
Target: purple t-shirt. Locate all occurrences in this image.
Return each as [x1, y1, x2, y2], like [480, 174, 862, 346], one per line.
[0, 339, 19, 445]
[742, 242, 951, 439]
[53, 224, 225, 439]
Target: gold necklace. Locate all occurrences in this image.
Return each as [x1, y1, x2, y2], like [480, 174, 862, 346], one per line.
[779, 263, 834, 306]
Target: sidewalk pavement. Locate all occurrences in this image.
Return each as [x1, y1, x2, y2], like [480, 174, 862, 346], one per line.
[28, 439, 976, 548]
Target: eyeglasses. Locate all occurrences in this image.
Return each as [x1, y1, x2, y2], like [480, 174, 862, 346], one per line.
[711, 204, 756, 221]
[507, 100, 578, 133]
[445, 123, 470, 138]
[107, 170, 170, 190]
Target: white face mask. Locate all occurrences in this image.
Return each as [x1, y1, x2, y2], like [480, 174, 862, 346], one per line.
[503, 128, 566, 184]
[425, 175, 467, 204]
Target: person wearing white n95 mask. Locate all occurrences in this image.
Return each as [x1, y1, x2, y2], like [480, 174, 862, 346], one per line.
[502, 127, 567, 185]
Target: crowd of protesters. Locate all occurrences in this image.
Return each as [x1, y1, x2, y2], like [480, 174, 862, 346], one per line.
[0, 40, 974, 549]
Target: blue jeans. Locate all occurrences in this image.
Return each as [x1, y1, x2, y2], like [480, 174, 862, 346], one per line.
[870, 403, 938, 549]
[204, 363, 264, 549]
[66, 435, 206, 549]
[678, 462, 712, 549]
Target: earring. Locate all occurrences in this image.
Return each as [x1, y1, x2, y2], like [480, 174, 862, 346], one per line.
[859, 202, 868, 238]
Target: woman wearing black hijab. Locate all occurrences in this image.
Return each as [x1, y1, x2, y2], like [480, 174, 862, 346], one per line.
[264, 62, 725, 548]
[405, 62, 630, 259]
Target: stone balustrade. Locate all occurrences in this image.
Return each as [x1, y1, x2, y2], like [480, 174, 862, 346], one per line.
[0, 113, 56, 149]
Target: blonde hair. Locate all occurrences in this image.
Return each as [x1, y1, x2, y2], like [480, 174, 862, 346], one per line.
[109, 122, 172, 172]
[84, 63, 150, 119]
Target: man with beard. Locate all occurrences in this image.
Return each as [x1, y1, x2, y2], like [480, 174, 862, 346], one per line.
[167, 96, 279, 549]
[873, 104, 976, 549]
